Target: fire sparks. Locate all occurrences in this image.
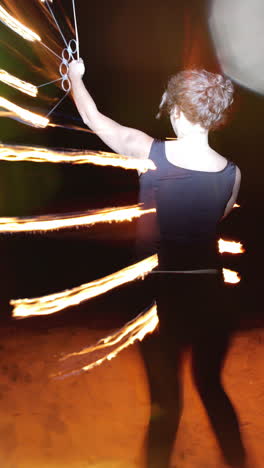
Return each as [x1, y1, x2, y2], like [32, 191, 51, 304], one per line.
[0, 144, 156, 172]
[222, 268, 241, 284]
[11, 251, 241, 319]
[218, 238, 245, 254]
[0, 97, 49, 128]
[53, 266, 241, 377]
[0, 69, 38, 97]
[53, 304, 159, 378]
[11, 255, 159, 319]
[0, 205, 155, 233]
[0, 4, 41, 42]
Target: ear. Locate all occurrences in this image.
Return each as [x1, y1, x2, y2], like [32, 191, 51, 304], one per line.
[170, 105, 180, 120]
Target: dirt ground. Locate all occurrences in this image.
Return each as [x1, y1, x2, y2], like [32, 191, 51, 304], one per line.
[0, 320, 263, 468]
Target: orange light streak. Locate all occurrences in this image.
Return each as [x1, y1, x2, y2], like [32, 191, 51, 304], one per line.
[222, 268, 241, 284]
[11, 255, 159, 319]
[53, 265, 242, 376]
[218, 238, 245, 254]
[0, 144, 156, 172]
[11, 250, 241, 319]
[0, 114, 95, 132]
[54, 304, 158, 378]
[0, 111, 13, 117]
[0, 5, 41, 42]
[54, 267, 241, 376]
[53, 267, 241, 376]
[0, 69, 38, 97]
[0, 205, 155, 233]
[48, 122, 95, 134]
[0, 97, 49, 128]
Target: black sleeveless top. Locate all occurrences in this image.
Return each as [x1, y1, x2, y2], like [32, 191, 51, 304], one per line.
[136, 139, 237, 270]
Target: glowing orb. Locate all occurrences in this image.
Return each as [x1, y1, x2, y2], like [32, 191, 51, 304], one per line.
[209, 0, 264, 94]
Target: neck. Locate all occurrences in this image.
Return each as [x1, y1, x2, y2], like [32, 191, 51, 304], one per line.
[176, 128, 209, 147]
[171, 112, 210, 147]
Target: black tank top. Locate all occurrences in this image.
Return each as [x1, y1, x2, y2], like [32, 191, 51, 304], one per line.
[136, 139, 237, 270]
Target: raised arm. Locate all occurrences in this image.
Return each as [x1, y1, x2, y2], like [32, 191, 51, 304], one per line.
[68, 59, 153, 158]
[222, 166, 241, 218]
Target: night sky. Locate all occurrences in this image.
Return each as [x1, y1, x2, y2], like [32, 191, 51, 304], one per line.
[0, 0, 263, 325]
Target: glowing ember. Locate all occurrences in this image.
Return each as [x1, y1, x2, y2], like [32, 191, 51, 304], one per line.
[0, 97, 49, 128]
[0, 144, 156, 172]
[53, 266, 241, 377]
[11, 255, 159, 319]
[11, 248, 241, 319]
[233, 203, 240, 208]
[0, 111, 14, 117]
[0, 5, 41, 42]
[0, 114, 95, 133]
[53, 303, 159, 378]
[53, 264, 242, 377]
[222, 268, 241, 284]
[0, 205, 155, 233]
[218, 238, 245, 254]
[0, 69, 38, 97]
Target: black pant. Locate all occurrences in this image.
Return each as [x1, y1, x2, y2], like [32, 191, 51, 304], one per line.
[140, 273, 247, 468]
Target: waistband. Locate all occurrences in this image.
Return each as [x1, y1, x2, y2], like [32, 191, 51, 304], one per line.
[151, 269, 219, 275]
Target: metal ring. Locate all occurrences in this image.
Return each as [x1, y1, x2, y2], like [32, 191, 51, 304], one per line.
[68, 39, 77, 56]
[59, 39, 78, 92]
[59, 60, 69, 78]
[62, 47, 70, 62]
[62, 77, 71, 92]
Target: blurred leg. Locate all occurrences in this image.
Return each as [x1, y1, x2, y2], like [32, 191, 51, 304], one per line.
[140, 275, 186, 468]
[140, 331, 183, 468]
[191, 326, 247, 467]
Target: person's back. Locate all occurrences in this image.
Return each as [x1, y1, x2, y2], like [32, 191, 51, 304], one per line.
[137, 71, 247, 468]
[142, 139, 237, 269]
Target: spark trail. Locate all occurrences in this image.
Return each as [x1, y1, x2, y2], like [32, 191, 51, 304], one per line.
[11, 256, 240, 319]
[0, 70, 38, 97]
[222, 268, 241, 284]
[0, 205, 155, 233]
[0, 144, 156, 172]
[53, 266, 241, 378]
[11, 255, 159, 319]
[0, 3, 61, 62]
[0, 4, 41, 42]
[53, 304, 159, 378]
[0, 97, 49, 127]
[218, 238, 245, 254]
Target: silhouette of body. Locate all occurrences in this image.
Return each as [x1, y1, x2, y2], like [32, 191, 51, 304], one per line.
[137, 136, 246, 468]
[69, 63, 246, 467]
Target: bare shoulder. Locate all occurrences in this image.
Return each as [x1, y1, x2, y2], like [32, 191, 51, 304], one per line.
[125, 130, 154, 159]
[211, 149, 241, 180]
[209, 148, 229, 168]
[234, 165, 241, 185]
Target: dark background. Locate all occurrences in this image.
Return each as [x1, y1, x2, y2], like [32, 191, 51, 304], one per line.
[0, 0, 263, 329]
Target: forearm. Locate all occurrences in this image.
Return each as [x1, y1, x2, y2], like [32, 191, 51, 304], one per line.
[70, 76, 99, 129]
[68, 60, 153, 157]
[70, 75, 127, 152]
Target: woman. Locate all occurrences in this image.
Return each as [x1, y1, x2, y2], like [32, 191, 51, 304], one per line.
[69, 62, 247, 468]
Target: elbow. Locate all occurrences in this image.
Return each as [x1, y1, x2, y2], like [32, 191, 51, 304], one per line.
[82, 116, 90, 127]
[80, 112, 90, 128]
[81, 108, 100, 130]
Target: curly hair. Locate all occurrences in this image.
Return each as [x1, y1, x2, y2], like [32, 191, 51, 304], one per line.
[157, 70, 234, 130]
